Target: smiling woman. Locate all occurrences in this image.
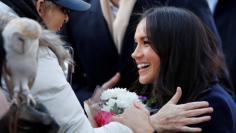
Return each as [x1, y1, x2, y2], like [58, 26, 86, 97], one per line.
[131, 7, 236, 133]
[132, 19, 160, 84]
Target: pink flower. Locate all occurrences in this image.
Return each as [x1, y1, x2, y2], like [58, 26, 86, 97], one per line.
[95, 111, 115, 127]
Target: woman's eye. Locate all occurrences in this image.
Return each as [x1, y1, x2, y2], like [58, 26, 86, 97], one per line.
[143, 41, 150, 46]
[144, 41, 149, 44]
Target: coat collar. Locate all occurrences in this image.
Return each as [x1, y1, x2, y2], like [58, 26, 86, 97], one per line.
[100, 0, 137, 53]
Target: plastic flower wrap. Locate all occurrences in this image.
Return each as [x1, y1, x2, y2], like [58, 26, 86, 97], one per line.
[84, 87, 140, 127]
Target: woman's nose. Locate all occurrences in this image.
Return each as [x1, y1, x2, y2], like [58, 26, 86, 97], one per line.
[131, 45, 142, 59]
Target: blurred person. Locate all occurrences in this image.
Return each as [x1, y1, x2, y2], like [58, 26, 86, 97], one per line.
[207, 0, 236, 92]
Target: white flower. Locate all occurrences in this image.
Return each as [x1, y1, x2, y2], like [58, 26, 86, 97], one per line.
[101, 98, 116, 112]
[115, 99, 129, 108]
[100, 88, 127, 100]
[100, 87, 140, 113]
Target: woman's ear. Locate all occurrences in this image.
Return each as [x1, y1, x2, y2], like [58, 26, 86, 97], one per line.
[35, 0, 45, 17]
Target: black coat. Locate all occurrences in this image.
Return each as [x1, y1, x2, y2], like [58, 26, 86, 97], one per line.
[196, 83, 236, 133]
[214, 0, 236, 91]
[61, 0, 221, 101]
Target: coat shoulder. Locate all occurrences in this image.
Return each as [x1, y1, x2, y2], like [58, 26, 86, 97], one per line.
[197, 84, 236, 133]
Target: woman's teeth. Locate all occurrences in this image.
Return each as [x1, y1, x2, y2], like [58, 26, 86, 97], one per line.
[137, 63, 150, 69]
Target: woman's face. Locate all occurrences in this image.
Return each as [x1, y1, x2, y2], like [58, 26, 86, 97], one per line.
[37, 0, 69, 32]
[132, 19, 160, 84]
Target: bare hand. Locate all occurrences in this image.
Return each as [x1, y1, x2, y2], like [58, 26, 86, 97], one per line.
[112, 102, 154, 133]
[101, 72, 120, 89]
[151, 87, 213, 133]
[90, 73, 120, 103]
[84, 73, 120, 127]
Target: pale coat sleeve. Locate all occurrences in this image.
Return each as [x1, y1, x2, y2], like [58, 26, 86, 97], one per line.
[31, 47, 133, 133]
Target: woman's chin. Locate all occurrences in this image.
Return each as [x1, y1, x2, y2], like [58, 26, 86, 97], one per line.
[139, 76, 152, 84]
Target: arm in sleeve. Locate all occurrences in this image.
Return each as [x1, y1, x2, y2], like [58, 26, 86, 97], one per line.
[31, 47, 133, 133]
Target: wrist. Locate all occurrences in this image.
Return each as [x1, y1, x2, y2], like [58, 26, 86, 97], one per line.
[150, 115, 162, 133]
[147, 124, 155, 133]
[135, 122, 154, 133]
[144, 121, 155, 133]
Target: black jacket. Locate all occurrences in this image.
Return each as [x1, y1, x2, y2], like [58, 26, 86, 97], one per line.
[214, 0, 236, 91]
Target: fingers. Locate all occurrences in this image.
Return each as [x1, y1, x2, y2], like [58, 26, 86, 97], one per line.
[181, 101, 210, 110]
[179, 126, 202, 133]
[184, 107, 213, 117]
[168, 86, 182, 104]
[111, 115, 123, 123]
[90, 86, 104, 103]
[184, 116, 211, 125]
[133, 102, 150, 115]
[133, 101, 145, 109]
[101, 73, 120, 89]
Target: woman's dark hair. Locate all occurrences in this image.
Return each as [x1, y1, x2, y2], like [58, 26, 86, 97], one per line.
[142, 7, 233, 105]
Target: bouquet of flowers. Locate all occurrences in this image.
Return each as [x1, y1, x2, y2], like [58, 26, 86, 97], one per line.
[84, 87, 140, 127]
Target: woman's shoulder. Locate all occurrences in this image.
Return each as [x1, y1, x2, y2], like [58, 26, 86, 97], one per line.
[197, 83, 236, 133]
[198, 83, 235, 103]
[198, 83, 236, 109]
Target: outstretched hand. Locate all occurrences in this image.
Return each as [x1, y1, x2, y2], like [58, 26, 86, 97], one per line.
[84, 73, 120, 127]
[90, 73, 120, 103]
[151, 87, 213, 133]
[112, 102, 154, 133]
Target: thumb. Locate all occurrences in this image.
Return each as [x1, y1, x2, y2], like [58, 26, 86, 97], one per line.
[167, 86, 182, 104]
[111, 115, 123, 123]
[133, 101, 144, 109]
[102, 73, 120, 89]
[134, 102, 150, 115]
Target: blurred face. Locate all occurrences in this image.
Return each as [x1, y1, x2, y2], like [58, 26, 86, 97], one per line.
[132, 19, 160, 84]
[36, 0, 69, 32]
